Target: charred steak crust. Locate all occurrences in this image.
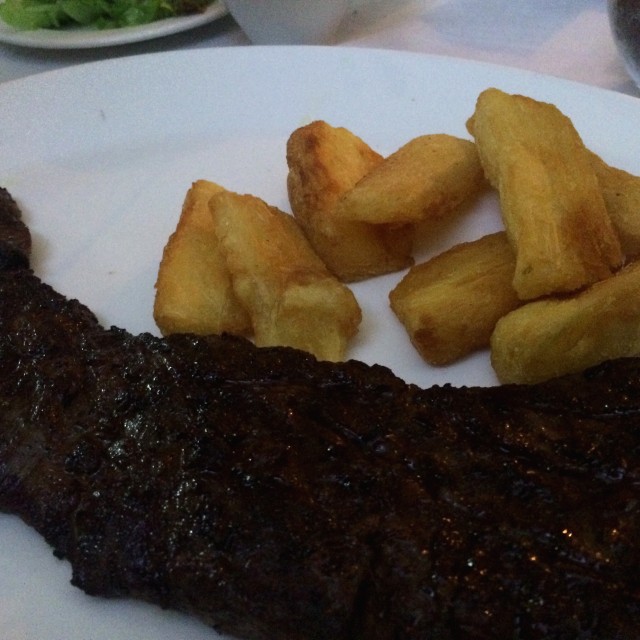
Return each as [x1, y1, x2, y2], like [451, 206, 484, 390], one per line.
[0, 189, 639, 639]
[0, 187, 31, 269]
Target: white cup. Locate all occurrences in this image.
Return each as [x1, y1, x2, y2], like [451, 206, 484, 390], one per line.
[224, 0, 350, 44]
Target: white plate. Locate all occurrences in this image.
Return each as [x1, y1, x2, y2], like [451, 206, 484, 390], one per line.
[0, 46, 640, 640]
[0, 2, 227, 49]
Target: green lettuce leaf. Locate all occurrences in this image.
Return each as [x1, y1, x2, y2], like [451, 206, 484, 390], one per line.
[0, 0, 213, 30]
[0, 0, 68, 30]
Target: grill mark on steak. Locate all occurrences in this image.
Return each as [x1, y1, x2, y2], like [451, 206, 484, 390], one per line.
[0, 187, 639, 638]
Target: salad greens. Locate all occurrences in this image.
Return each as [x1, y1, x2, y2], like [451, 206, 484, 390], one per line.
[0, 0, 214, 30]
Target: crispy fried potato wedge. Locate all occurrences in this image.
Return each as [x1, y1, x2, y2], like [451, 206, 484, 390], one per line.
[210, 190, 362, 361]
[468, 88, 623, 300]
[153, 180, 251, 336]
[589, 150, 640, 258]
[334, 134, 487, 224]
[286, 120, 414, 282]
[389, 232, 521, 366]
[491, 260, 640, 384]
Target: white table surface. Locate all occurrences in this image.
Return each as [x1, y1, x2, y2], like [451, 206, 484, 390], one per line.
[1, 0, 638, 97]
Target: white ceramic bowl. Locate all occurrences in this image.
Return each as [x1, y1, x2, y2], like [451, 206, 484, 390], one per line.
[608, 0, 640, 88]
[225, 0, 350, 44]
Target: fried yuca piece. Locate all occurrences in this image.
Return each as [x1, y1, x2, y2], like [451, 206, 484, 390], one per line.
[389, 232, 521, 366]
[491, 260, 640, 384]
[334, 134, 487, 224]
[286, 120, 413, 282]
[468, 88, 623, 300]
[210, 190, 361, 361]
[589, 150, 640, 257]
[153, 180, 251, 336]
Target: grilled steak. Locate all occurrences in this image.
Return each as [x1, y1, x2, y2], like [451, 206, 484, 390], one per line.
[0, 187, 639, 639]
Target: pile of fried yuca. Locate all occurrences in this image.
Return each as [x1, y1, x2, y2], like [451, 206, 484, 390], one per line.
[153, 88, 640, 384]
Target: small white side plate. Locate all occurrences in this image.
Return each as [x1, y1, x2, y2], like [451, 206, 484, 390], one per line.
[0, 2, 227, 49]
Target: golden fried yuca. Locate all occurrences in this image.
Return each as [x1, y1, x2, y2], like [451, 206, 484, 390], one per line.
[334, 134, 487, 224]
[210, 190, 361, 361]
[286, 120, 413, 282]
[153, 180, 251, 336]
[389, 232, 521, 366]
[589, 150, 640, 257]
[491, 260, 640, 384]
[468, 88, 623, 300]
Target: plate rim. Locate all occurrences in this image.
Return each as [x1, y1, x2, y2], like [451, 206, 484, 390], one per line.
[3, 43, 639, 106]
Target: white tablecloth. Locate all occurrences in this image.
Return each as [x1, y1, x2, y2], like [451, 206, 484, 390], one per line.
[1, 0, 638, 96]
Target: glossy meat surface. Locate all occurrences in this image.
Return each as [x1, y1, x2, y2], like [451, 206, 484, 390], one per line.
[0, 188, 639, 639]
